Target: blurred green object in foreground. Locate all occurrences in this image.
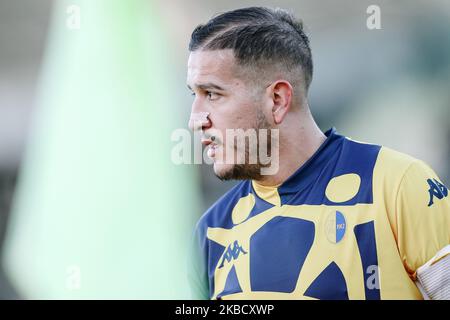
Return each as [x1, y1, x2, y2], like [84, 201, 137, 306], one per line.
[2, 0, 200, 299]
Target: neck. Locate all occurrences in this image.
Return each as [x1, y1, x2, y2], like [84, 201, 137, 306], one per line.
[254, 107, 326, 187]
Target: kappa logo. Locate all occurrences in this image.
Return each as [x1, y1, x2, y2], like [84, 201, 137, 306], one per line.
[218, 240, 247, 268]
[427, 178, 448, 207]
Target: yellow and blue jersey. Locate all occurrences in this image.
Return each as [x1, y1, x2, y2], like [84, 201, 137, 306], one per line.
[189, 128, 450, 300]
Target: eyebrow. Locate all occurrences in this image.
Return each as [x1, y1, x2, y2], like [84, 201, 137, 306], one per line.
[187, 82, 226, 91]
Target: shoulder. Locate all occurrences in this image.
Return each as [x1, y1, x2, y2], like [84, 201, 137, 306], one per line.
[335, 136, 430, 205]
[370, 144, 447, 219]
[374, 145, 431, 184]
[195, 180, 252, 237]
[340, 135, 421, 180]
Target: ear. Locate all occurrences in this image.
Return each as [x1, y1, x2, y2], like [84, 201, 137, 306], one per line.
[267, 80, 293, 125]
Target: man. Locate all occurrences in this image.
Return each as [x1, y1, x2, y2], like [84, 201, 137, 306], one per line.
[186, 7, 450, 300]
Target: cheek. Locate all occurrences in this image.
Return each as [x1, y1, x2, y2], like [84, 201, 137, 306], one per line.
[227, 99, 258, 126]
[210, 96, 260, 140]
[216, 113, 254, 146]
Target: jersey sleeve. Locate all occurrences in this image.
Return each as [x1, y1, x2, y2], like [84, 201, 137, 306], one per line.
[395, 160, 450, 278]
[186, 224, 210, 300]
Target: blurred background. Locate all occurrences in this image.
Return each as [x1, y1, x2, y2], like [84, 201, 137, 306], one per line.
[0, 0, 449, 299]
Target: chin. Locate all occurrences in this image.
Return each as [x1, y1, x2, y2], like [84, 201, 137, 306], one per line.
[213, 163, 263, 181]
[213, 163, 235, 180]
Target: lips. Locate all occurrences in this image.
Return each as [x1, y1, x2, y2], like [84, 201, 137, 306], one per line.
[201, 138, 213, 147]
[201, 138, 218, 158]
[208, 145, 218, 158]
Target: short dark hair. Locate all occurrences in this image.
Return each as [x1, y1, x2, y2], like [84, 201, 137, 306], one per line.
[189, 7, 313, 90]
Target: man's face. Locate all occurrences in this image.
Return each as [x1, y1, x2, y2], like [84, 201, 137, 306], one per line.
[187, 49, 272, 180]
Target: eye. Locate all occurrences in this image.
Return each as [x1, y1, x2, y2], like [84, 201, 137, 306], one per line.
[190, 92, 196, 97]
[206, 91, 220, 101]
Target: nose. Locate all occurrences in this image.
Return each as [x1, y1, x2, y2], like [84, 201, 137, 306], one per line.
[188, 111, 211, 131]
[188, 98, 212, 131]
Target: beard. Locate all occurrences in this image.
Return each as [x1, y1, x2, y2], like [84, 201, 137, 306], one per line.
[215, 108, 274, 181]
